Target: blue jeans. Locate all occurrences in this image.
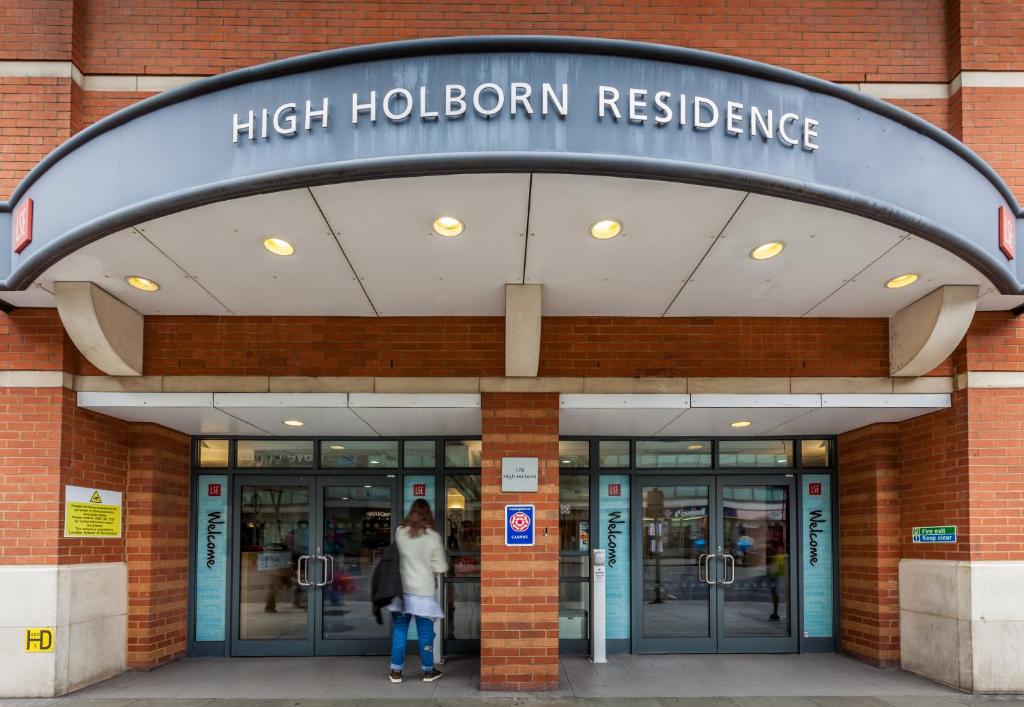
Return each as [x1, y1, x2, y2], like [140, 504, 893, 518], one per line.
[390, 612, 435, 672]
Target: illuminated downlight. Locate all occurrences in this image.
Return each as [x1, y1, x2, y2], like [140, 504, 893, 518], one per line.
[750, 241, 784, 260]
[329, 444, 345, 450]
[282, 419, 304, 427]
[590, 219, 623, 240]
[263, 237, 295, 256]
[126, 276, 160, 292]
[730, 420, 752, 428]
[886, 273, 919, 289]
[433, 216, 464, 237]
[687, 443, 705, 450]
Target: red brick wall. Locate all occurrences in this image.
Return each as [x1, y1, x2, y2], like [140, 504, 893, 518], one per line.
[0, 387, 128, 566]
[0, 0, 75, 61]
[958, 0, 1024, 70]
[80, 90, 155, 129]
[72, 0, 949, 82]
[118, 314, 944, 379]
[0, 77, 75, 197]
[837, 423, 901, 666]
[125, 422, 190, 669]
[479, 393, 559, 690]
[0, 309, 68, 371]
[958, 311, 1024, 372]
[957, 87, 1024, 202]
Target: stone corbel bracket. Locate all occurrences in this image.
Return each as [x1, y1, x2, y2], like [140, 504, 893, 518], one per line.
[55, 281, 143, 376]
[890, 284, 978, 378]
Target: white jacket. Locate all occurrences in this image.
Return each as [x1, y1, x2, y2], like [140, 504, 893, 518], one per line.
[394, 526, 448, 596]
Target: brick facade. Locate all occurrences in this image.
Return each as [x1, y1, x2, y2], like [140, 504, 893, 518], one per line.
[479, 393, 559, 690]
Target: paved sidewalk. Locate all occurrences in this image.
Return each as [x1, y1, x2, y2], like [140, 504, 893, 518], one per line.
[3, 654, 1023, 705]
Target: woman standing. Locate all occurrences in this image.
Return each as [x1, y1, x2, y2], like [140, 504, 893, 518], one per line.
[388, 499, 448, 684]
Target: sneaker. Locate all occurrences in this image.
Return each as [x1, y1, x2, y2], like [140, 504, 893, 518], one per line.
[388, 670, 402, 684]
[422, 669, 443, 683]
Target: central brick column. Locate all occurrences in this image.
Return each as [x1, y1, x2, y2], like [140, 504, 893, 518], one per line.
[479, 392, 560, 691]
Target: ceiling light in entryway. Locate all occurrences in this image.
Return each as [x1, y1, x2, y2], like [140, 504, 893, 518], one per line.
[750, 241, 784, 260]
[263, 237, 295, 256]
[886, 273, 919, 289]
[687, 444, 705, 450]
[730, 420, 752, 428]
[433, 216, 464, 237]
[330, 444, 345, 450]
[282, 419, 304, 427]
[590, 219, 622, 240]
[126, 276, 160, 292]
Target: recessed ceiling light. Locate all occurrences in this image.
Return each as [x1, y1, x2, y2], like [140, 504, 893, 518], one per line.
[433, 216, 464, 237]
[750, 241, 784, 260]
[687, 444, 704, 450]
[886, 273, 919, 289]
[364, 484, 372, 488]
[561, 459, 571, 464]
[263, 237, 295, 256]
[126, 276, 160, 292]
[282, 419, 304, 427]
[329, 444, 345, 450]
[730, 420, 752, 428]
[590, 219, 623, 240]
[370, 460, 380, 464]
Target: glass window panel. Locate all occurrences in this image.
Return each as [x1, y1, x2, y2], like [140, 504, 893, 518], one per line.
[801, 439, 831, 468]
[443, 581, 480, 640]
[559, 555, 590, 578]
[599, 440, 630, 468]
[444, 440, 482, 468]
[445, 475, 481, 552]
[403, 440, 436, 469]
[448, 555, 481, 578]
[237, 440, 314, 469]
[320, 441, 398, 469]
[636, 440, 712, 469]
[198, 439, 229, 467]
[719, 440, 794, 468]
[558, 440, 590, 468]
[559, 475, 590, 552]
[559, 581, 590, 640]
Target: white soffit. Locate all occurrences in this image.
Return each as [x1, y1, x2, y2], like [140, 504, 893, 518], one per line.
[76, 392, 481, 436]
[526, 174, 745, 315]
[136, 189, 374, 316]
[808, 235, 996, 316]
[668, 194, 910, 316]
[311, 174, 530, 315]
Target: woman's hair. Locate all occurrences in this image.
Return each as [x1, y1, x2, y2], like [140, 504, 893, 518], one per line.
[400, 498, 435, 538]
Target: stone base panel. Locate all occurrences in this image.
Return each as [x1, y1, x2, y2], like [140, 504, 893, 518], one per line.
[900, 559, 1024, 693]
[0, 563, 126, 698]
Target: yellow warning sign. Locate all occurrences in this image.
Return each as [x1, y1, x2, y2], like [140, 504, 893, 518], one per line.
[25, 628, 54, 653]
[64, 485, 122, 538]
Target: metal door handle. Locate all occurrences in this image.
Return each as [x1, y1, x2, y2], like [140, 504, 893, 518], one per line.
[296, 554, 312, 586]
[697, 553, 707, 583]
[700, 553, 717, 585]
[721, 554, 736, 585]
[319, 553, 334, 587]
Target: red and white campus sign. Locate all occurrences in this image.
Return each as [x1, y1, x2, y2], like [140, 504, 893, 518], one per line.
[12, 198, 33, 254]
[999, 205, 1016, 260]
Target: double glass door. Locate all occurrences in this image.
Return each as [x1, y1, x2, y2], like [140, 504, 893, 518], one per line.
[634, 475, 797, 653]
[231, 475, 396, 656]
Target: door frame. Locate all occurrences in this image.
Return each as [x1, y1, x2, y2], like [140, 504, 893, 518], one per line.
[631, 474, 719, 653]
[714, 474, 799, 654]
[630, 473, 800, 654]
[229, 474, 316, 657]
[313, 474, 398, 656]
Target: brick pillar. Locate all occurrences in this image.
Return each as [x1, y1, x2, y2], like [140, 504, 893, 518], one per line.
[126, 423, 191, 669]
[837, 423, 901, 666]
[479, 392, 559, 691]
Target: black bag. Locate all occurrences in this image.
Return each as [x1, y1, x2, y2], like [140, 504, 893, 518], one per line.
[370, 543, 403, 624]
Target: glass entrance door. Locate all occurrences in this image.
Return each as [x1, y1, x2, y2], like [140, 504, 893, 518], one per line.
[230, 475, 397, 656]
[634, 475, 798, 653]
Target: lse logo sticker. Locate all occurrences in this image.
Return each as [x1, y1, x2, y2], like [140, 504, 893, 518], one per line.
[608, 483, 622, 497]
[808, 482, 822, 496]
[208, 484, 221, 497]
[413, 483, 426, 497]
[12, 198, 33, 254]
[509, 511, 531, 532]
[999, 205, 1016, 260]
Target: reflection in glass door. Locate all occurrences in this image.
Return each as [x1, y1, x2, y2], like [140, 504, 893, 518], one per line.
[230, 475, 398, 656]
[315, 477, 395, 654]
[634, 476, 797, 654]
[232, 477, 315, 656]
